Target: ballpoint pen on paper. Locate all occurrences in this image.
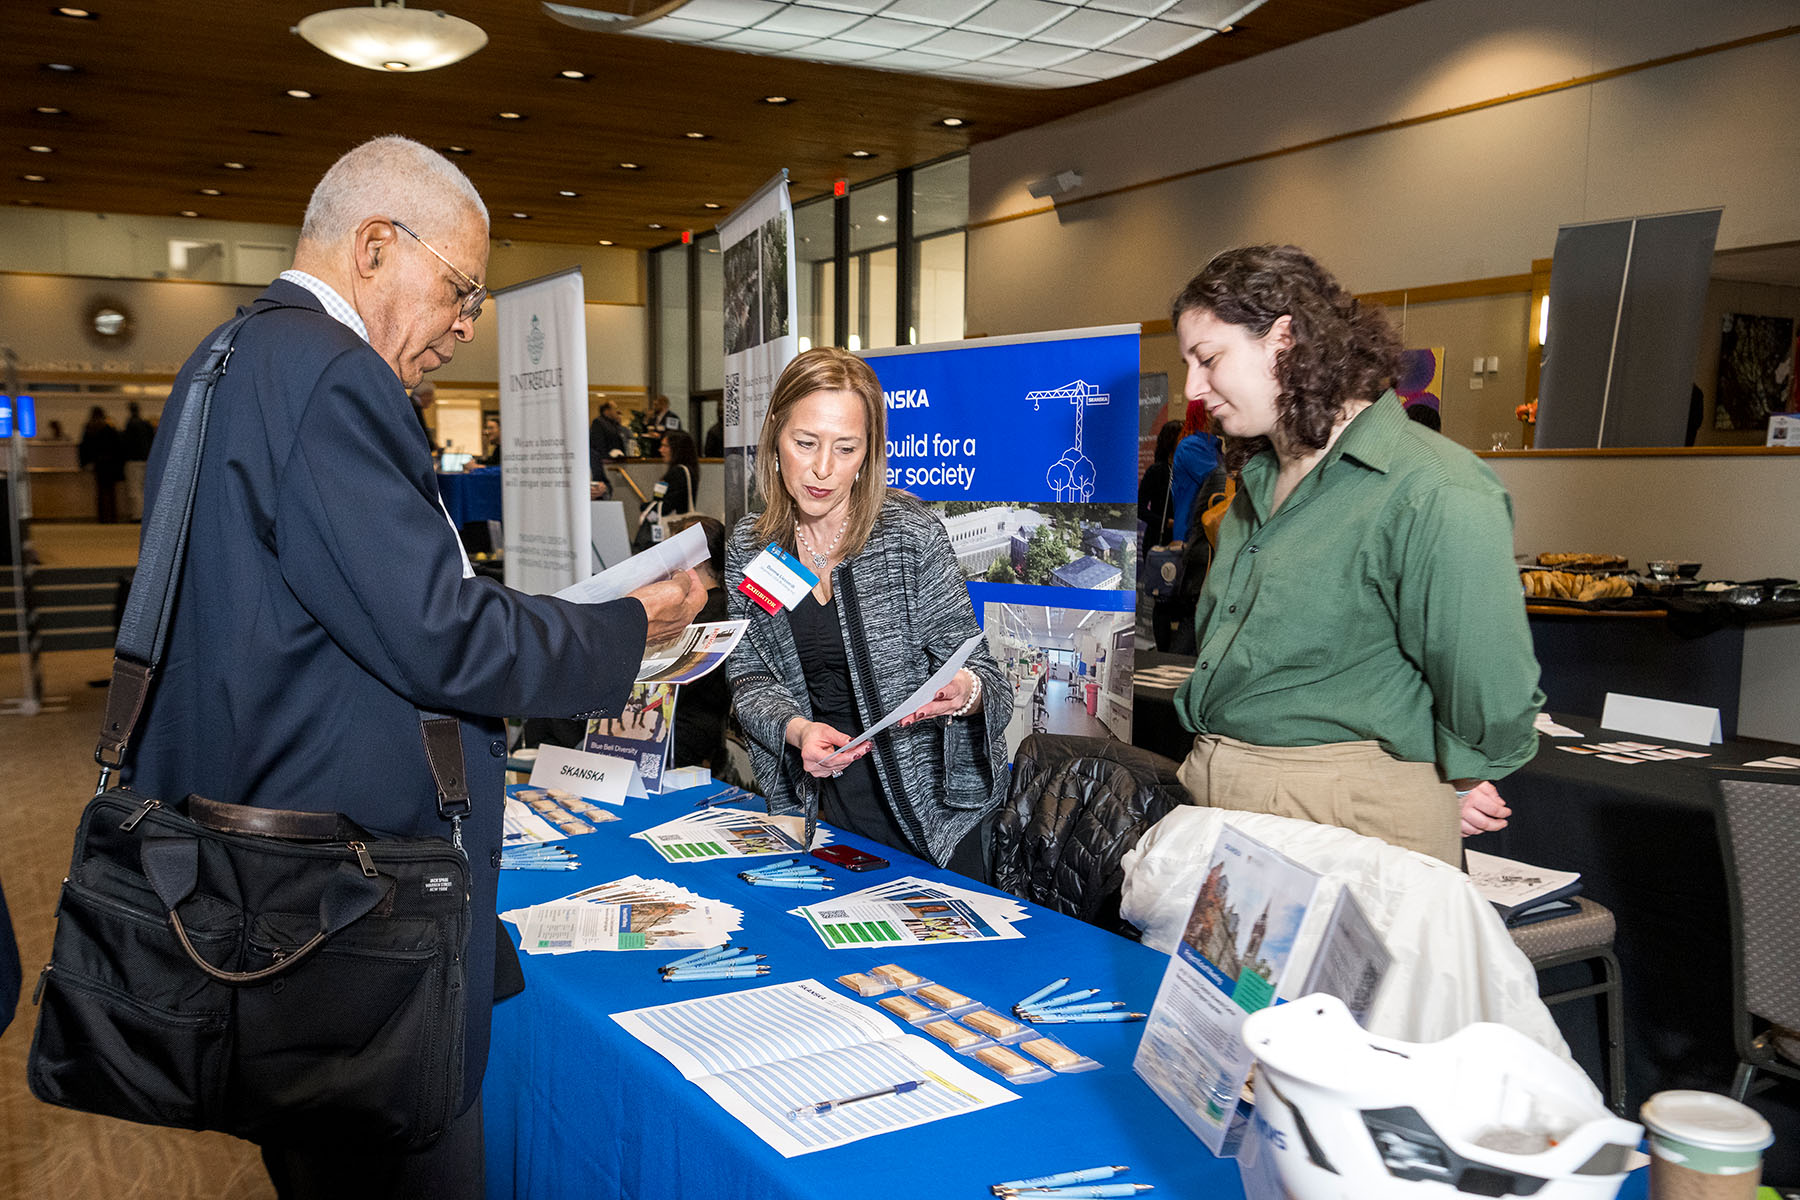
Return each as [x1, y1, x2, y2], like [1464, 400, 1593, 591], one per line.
[998, 1187, 1152, 1198]
[1015, 978, 1070, 1010]
[789, 1078, 924, 1119]
[992, 1166, 1128, 1193]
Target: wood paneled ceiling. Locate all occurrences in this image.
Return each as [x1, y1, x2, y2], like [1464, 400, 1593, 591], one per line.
[2, 0, 1420, 249]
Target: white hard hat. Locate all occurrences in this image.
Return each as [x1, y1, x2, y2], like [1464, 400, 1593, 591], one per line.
[1241, 994, 1641, 1200]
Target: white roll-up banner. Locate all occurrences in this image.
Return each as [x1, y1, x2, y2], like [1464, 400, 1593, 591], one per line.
[495, 267, 590, 594]
[719, 170, 798, 527]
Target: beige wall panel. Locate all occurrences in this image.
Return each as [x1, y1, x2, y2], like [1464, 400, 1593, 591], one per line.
[1488, 452, 1800, 741]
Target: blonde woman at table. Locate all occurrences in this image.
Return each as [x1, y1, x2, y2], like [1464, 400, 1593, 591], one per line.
[725, 349, 1011, 881]
[1170, 245, 1544, 865]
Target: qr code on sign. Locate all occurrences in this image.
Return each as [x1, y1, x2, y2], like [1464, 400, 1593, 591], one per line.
[724, 371, 740, 429]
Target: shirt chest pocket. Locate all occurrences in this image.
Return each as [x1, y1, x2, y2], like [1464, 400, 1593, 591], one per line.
[1238, 552, 1368, 672]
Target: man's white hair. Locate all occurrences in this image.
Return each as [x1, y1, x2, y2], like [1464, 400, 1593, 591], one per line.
[300, 135, 488, 246]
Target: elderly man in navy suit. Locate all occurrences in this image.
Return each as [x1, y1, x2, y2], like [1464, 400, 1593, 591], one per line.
[126, 136, 703, 1198]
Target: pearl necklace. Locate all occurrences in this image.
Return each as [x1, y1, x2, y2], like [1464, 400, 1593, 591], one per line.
[794, 511, 850, 574]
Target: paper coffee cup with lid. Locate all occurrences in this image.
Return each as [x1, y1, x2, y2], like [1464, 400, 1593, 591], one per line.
[1640, 1090, 1773, 1197]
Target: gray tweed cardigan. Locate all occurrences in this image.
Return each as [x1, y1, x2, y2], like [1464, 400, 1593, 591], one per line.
[725, 494, 1012, 867]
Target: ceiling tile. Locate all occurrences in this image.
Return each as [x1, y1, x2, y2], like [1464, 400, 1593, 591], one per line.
[834, 16, 942, 46]
[911, 27, 1018, 58]
[1101, 18, 1211, 57]
[877, 0, 994, 28]
[960, 0, 1074, 37]
[1033, 7, 1145, 46]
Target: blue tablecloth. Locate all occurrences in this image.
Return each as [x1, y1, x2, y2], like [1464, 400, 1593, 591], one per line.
[438, 468, 501, 528]
[483, 784, 1652, 1200]
[484, 784, 1246, 1200]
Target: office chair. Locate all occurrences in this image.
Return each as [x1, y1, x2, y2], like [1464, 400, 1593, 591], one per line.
[1508, 897, 1627, 1115]
[1714, 772, 1800, 1101]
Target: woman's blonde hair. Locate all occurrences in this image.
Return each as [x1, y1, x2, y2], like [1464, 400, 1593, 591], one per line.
[751, 347, 888, 561]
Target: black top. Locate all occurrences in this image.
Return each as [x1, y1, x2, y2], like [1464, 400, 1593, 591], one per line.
[786, 591, 909, 853]
[659, 466, 693, 515]
[1138, 460, 1173, 546]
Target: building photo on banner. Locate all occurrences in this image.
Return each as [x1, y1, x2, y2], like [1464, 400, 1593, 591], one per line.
[720, 171, 798, 527]
[864, 326, 1140, 761]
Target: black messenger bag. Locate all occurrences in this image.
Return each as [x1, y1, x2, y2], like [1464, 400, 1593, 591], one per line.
[25, 310, 474, 1151]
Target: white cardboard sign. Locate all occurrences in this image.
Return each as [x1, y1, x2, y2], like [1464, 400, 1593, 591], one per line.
[1600, 692, 1723, 745]
[528, 744, 641, 806]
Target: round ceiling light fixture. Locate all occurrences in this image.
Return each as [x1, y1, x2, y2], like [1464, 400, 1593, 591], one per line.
[295, 3, 488, 74]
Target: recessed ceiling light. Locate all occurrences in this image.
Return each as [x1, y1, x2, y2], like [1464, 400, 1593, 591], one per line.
[382, 60, 409, 71]
[497, 111, 525, 120]
[43, 63, 79, 72]
[199, 187, 222, 196]
[35, 106, 65, 115]
[442, 145, 471, 155]
[761, 95, 791, 105]
[847, 149, 875, 159]
[511, 211, 529, 219]
[21, 174, 46, 183]
[558, 189, 579, 197]
[222, 161, 247, 170]
[647, 222, 663, 229]
[27, 145, 54, 154]
[937, 117, 966, 128]
[55, 7, 98, 19]
[702, 202, 722, 210]
[559, 69, 590, 80]
[597, 239, 614, 246]
[286, 88, 314, 99]
[684, 131, 709, 140]
[618, 162, 640, 170]
[179, 210, 199, 218]
[876, 213, 888, 223]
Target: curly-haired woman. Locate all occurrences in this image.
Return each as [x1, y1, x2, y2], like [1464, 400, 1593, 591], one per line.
[1169, 245, 1543, 865]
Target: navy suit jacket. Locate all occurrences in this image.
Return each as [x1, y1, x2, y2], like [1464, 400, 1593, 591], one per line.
[126, 279, 646, 1107]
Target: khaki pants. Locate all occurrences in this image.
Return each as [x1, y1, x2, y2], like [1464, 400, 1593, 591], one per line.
[1176, 733, 1461, 865]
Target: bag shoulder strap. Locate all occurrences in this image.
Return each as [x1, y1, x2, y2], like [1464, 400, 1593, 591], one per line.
[96, 304, 470, 839]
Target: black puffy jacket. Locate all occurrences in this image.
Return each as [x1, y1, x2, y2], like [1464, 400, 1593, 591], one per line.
[992, 735, 1192, 936]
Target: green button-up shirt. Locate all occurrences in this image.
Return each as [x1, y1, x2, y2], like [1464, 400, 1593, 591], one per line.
[1175, 392, 1543, 781]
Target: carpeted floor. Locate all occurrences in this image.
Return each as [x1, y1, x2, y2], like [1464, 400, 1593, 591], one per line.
[2, 523, 275, 1198]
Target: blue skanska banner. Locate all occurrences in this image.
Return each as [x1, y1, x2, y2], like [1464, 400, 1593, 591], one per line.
[864, 326, 1141, 759]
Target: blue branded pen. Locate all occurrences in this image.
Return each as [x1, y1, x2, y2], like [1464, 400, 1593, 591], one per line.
[992, 1166, 1128, 1192]
[660, 948, 749, 973]
[661, 944, 731, 970]
[663, 954, 762, 976]
[499, 860, 578, 871]
[1032, 987, 1101, 1009]
[663, 965, 771, 982]
[1015, 977, 1069, 1010]
[745, 878, 833, 890]
[1049, 1011, 1146, 1023]
[1019, 1000, 1124, 1016]
[1000, 1186, 1151, 1198]
[742, 865, 824, 878]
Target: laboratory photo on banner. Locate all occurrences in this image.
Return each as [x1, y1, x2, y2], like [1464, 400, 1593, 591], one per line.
[983, 601, 1134, 760]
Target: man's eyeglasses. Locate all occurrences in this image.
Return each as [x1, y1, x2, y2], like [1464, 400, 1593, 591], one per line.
[392, 219, 486, 323]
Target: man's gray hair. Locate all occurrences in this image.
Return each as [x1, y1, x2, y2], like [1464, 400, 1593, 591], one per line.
[300, 135, 488, 246]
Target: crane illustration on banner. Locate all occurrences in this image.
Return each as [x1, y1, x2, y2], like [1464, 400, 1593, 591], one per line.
[1028, 379, 1110, 502]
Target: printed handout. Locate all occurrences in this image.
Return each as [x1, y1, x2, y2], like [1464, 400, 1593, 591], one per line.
[637, 620, 749, 685]
[613, 979, 1017, 1156]
[633, 807, 826, 862]
[501, 874, 743, 954]
[553, 521, 709, 605]
[791, 876, 1029, 949]
[820, 631, 984, 767]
